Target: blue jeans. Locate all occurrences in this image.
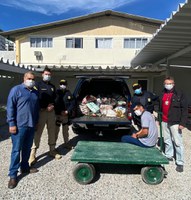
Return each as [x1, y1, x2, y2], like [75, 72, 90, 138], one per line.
[162, 122, 184, 165]
[9, 127, 35, 178]
[121, 135, 150, 148]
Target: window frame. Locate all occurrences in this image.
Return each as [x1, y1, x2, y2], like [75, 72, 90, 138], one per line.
[66, 37, 83, 48]
[95, 38, 113, 49]
[30, 37, 53, 48]
[124, 37, 148, 49]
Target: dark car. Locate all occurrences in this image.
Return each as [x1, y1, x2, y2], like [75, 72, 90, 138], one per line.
[72, 75, 132, 135]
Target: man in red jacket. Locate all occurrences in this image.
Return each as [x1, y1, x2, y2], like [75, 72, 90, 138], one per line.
[161, 76, 188, 172]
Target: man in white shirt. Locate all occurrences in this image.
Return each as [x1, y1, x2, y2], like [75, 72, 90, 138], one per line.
[121, 103, 158, 148]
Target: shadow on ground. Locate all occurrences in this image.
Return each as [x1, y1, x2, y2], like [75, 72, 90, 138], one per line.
[0, 124, 10, 142]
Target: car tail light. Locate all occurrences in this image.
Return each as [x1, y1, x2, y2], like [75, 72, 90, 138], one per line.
[127, 102, 132, 120]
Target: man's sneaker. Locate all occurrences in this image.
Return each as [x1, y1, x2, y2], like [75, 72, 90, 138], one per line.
[176, 165, 183, 172]
[49, 150, 62, 159]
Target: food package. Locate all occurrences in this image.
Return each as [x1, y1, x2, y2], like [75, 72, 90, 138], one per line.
[82, 95, 97, 104]
[86, 102, 100, 113]
[117, 101, 126, 106]
[79, 104, 90, 115]
[100, 105, 113, 116]
[106, 109, 117, 118]
[114, 106, 126, 118]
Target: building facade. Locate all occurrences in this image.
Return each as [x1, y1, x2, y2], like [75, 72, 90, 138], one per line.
[1, 10, 165, 100]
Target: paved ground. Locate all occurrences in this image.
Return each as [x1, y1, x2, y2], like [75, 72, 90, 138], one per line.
[0, 124, 191, 200]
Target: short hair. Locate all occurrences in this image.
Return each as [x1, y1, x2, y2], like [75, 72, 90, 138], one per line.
[133, 103, 145, 109]
[43, 67, 51, 73]
[164, 76, 174, 82]
[24, 71, 35, 78]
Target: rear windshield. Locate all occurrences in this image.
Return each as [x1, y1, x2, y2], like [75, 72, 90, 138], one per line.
[76, 78, 131, 101]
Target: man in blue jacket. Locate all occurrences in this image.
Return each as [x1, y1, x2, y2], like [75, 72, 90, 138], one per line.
[7, 71, 39, 189]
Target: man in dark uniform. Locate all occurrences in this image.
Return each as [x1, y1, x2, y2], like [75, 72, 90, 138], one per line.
[131, 83, 159, 128]
[55, 79, 75, 149]
[29, 67, 61, 166]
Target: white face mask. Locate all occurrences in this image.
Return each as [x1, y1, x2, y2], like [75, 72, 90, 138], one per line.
[164, 84, 174, 91]
[43, 75, 51, 82]
[134, 109, 142, 116]
[60, 85, 66, 90]
[25, 80, 35, 88]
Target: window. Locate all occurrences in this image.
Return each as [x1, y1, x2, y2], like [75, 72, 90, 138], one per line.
[30, 37, 53, 48]
[124, 38, 148, 49]
[95, 38, 112, 49]
[66, 38, 83, 48]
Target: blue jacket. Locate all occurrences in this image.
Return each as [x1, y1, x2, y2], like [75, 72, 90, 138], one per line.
[7, 83, 39, 128]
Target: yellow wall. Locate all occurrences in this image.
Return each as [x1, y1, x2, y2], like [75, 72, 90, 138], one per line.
[17, 15, 159, 67]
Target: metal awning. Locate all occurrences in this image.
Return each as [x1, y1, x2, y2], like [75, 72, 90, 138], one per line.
[131, 0, 191, 68]
[0, 58, 38, 75]
[32, 65, 166, 74]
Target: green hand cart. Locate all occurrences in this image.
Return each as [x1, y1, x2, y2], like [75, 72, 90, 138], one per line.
[71, 140, 169, 185]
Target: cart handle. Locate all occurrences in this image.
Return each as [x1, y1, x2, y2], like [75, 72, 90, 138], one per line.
[157, 111, 163, 152]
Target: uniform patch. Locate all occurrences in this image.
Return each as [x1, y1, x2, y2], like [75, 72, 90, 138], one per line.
[68, 96, 71, 100]
[33, 86, 38, 90]
[148, 98, 151, 102]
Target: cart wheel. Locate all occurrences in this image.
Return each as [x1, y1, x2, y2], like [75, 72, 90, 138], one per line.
[73, 163, 95, 185]
[141, 166, 164, 185]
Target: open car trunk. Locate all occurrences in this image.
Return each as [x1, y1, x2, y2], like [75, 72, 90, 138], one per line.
[72, 76, 132, 134]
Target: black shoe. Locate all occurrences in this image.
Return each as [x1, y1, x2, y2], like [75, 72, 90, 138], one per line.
[167, 157, 173, 161]
[8, 178, 17, 189]
[176, 165, 183, 172]
[21, 167, 39, 174]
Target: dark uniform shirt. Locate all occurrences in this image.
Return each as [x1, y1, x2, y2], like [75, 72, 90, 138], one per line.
[131, 90, 159, 128]
[131, 90, 159, 113]
[35, 80, 56, 109]
[55, 89, 75, 116]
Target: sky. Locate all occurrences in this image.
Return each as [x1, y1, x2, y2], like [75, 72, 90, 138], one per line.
[0, 0, 186, 31]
